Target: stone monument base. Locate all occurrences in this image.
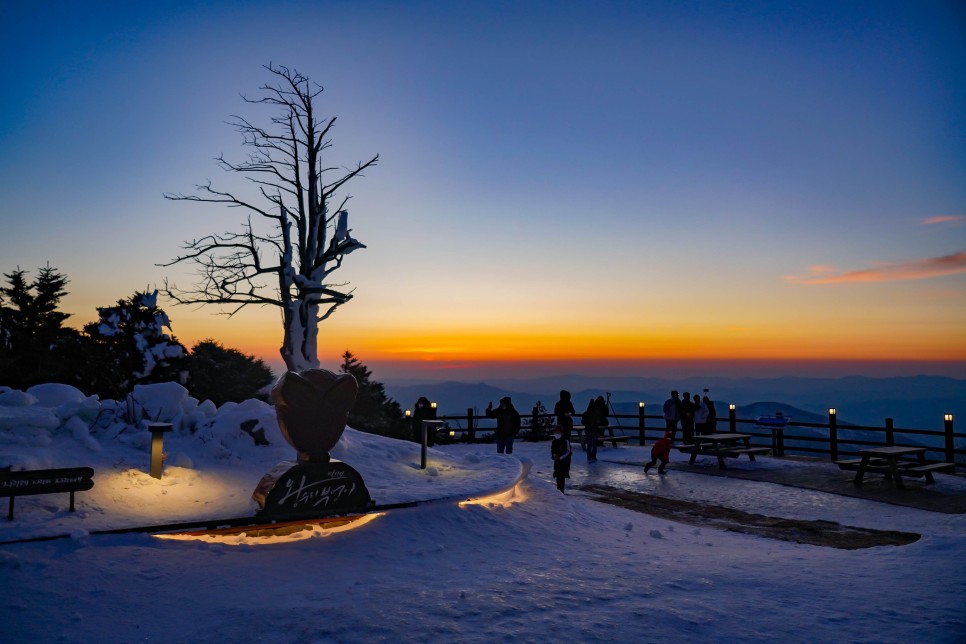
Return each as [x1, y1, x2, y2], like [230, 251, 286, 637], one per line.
[253, 460, 373, 521]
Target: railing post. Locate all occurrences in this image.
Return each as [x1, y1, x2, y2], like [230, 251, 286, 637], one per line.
[467, 407, 475, 443]
[728, 404, 736, 433]
[885, 418, 894, 446]
[945, 414, 955, 464]
[421, 420, 428, 469]
[638, 402, 646, 445]
[828, 408, 838, 461]
[532, 406, 540, 440]
[776, 423, 784, 457]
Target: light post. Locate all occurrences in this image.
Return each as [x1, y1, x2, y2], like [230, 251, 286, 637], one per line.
[828, 408, 838, 461]
[146, 422, 172, 479]
[944, 414, 955, 463]
[638, 402, 646, 445]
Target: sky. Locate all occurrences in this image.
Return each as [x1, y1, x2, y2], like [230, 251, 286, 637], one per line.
[2, 382, 965, 641]
[1, 0, 965, 380]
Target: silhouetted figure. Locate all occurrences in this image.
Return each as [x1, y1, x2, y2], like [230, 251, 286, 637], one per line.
[550, 425, 573, 493]
[704, 395, 717, 433]
[663, 390, 680, 437]
[554, 390, 576, 438]
[486, 396, 521, 454]
[694, 393, 709, 436]
[581, 398, 601, 463]
[411, 396, 436, 446]
[679, 391, 696, 444]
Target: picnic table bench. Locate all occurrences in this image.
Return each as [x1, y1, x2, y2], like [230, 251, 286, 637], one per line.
[836, 446, 956, 488]
[571, 425, 632, 449]
[0, 467, 95, 520]
[676, 433, 770, 469]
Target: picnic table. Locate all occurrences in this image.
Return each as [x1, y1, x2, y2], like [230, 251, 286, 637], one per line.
[571, 425, 631, 450]
[679, 433, 770, 469]
[836, 446, 956, 489]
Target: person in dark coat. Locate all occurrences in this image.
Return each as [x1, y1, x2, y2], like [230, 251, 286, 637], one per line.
[704, 395, 717, 433]
[411, 396, 436, 446]
[550, 425, 573, 493]
[553, 390, 576, 438]
[595, 395, 609, 431]
[644, 431, 673, 474]
[486, 396, 521, 454]
[663, 390, 680, 437]
[580, 398, 601, 463]
[679, 391, 696, 444]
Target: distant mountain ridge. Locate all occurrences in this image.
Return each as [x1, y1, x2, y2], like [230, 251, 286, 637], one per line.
[384, 375, 965, 431]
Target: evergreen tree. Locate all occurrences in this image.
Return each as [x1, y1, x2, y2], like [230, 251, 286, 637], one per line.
[339, 350, 408, 439]
[188, 339, 274, 406]
[84, 290, 189, 396]
[0, 264, 80, 389]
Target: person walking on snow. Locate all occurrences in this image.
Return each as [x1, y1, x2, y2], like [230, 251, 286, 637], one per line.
[644, 431, 673, 475]
[550, 425, 573, 493]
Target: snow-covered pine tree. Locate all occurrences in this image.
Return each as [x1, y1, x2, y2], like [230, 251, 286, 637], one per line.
[162, 64, 377, 373]
[84, 290, 189, 393]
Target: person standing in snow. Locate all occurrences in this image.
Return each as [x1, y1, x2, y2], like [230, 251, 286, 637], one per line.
[550, 425, 573, 493]
[693, 393, 709, 436]
[412, 396, 436, 446]
[663, 390, 680, 437]
[679, 391, 696, 444]
[486, 396, 521, 454]
[644, 431, 673, 474]
[553, 390, 576, 439]
[704, 395, 717, 433]
[580, 398, 601, 463]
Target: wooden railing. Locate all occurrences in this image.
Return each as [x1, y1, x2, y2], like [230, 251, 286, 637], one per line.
[433, 406, 964, 472]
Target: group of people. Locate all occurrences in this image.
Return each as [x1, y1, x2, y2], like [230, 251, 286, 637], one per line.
[411, 388, 717, 494]
[661, 389, 717, 445]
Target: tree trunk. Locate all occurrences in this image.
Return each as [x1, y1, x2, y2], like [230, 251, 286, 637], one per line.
[280, 299, 321, 372]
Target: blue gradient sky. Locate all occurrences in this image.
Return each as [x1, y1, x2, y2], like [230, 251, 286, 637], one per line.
[1, 1, 964, 379]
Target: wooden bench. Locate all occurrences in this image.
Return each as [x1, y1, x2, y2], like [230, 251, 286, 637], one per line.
[903, 462, 956, 477]
[571, 426, 631, 448]
[0, 467, 95, 520]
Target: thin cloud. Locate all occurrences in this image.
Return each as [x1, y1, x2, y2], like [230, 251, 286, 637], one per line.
[787, 251, 966, 284]
[922, 215, 963, 226]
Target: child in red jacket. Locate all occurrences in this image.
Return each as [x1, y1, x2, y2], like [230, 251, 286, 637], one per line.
[644, 431, 673, 475]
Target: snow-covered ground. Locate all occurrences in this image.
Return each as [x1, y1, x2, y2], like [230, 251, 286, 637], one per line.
[1, 383, 965, 643]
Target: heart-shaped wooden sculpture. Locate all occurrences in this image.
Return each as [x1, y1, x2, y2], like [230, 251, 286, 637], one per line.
[271, 369, 359, 462]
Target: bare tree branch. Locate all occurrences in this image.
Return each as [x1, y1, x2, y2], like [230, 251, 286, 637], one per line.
[161, 64, 376, 371]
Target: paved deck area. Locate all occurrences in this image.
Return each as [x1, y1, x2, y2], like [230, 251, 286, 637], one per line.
[602, 455, 966, 514]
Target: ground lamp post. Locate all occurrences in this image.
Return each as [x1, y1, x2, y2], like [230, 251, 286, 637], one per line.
[421, 420, 444, 469]
[944, 414, 954, 463]
[828, 408, 838, 461]
[638, 403, 646, 445]
[728, 404, 736, 433]
[146, 422, 173, 479]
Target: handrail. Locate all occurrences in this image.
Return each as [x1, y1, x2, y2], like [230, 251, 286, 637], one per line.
[429, 407, 963, 472]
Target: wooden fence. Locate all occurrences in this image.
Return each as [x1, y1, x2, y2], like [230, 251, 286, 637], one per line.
[432, 406, 964, 471]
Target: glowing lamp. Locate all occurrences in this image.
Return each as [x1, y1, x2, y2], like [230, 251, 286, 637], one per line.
[431, 402, 438, 410]
[728, 404, 736, 411]
[146, 422, 172, 479]
[639, 402, 644, 408]
[945, 414, 954, 422]
[405, 409, 411, 418]
[829, 408, 837, 416]
[449, 430, 456, 438]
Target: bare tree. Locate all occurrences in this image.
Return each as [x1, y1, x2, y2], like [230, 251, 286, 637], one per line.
[162, 64, 378, 372]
